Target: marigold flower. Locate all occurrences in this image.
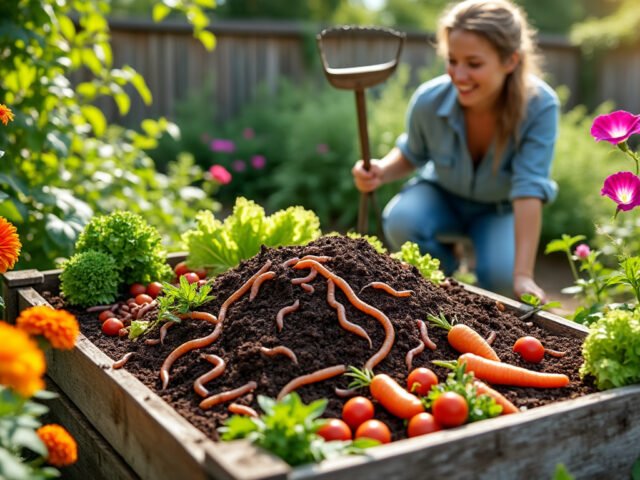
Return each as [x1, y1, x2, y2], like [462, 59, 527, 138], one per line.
[0, 216, 21, 273]
[17, 306, 79, 350]
[209, 164, 232, 184]
[574, 244, 591, 259]
[0, 321, 46, 397]
[0, 104, 14, 125]
[591, 110, 640, 145]
[601, 171, 640, 212]
[36, 424, 78, 467]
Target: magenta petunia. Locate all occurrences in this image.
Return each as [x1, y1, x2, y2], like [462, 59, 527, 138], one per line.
[590, 110, 640, 145]
[574, 244, 590, 259]
[231, 159, 246, 172]
[210, 139, 236, 153]
[600, 171, 640, 212]
[251, 155, 266, 169]
[209, 164, 232, 184]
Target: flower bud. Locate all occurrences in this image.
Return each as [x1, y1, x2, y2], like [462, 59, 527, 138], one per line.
[574, 244, 590, 259]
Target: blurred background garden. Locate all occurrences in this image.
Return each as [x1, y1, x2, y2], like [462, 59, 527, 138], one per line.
[2, 0, 640, 272]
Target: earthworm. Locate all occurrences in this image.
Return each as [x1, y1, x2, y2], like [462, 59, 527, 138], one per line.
[298, 255, 332, 263]
[136, 300, 158, 319]
[545, 348, 567, 358]
[193, 354, 226, 397]
[120, 305, 130, 313]
[110, 303, 121, 312]
[294, 259, 394, 371]
[160, 321, 177, 344]
[495, 301, 506, 312]
[178, 311, 219, 324]
[277, 364, 346, 401]
[275, 300, 300, 331]
[417, 319, 437, 351]
[86, 304, 115, 313]
[144, 338, 161, 346]
[249, 271, 276, 301]
[228, 403, 258, 418]
[326, 279, 372, 348]
[291, 269, 317, 285]
[160, 323, 223, 390]
[281, 257, 300, 268]
[405, 341, 425, 372]
[359, 282, 414, 297]
[260, 346, 298, 365]
[300, 283, 314, 294]
[199, 381, 258, 410]
[334, 387, 359, 398]
[218, 260, 273, 323]
[486, 331, 497, 346]
[112, 352, 134, 369]
[121, 313, 132, 322]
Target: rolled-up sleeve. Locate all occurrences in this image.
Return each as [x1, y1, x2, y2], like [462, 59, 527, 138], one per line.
[510, 93, 560, 203]
[396, 90, 431, 168]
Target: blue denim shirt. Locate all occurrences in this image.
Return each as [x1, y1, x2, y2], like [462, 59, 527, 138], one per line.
[396, 74, 559, 203]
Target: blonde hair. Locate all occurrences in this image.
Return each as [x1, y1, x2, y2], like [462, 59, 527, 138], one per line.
[437, 0, 541, 156]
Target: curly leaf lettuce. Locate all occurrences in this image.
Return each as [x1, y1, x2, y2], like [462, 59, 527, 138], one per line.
[391, 241, 444, 285]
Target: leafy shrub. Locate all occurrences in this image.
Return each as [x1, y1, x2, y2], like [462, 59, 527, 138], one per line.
[60, 250, 120, 307]
[391, 241, 444, 285]
[75, 211, 172, 285]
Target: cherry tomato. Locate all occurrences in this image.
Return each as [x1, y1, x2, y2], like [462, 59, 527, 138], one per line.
[432, 392, 468, 428]
[316, 418, 352, 441]
[174, 261, 190, 277]
[135, 293, 153, 305]
[355, 419, 391, 444]
[181, 272, 200, 284]
[513, 336, 545, 363]
[129, 283, 147, 297]
[102, 318, 124, 336]
[194, 268, 207, 279]
[146, 281, 164, 299]
[342, 396, 375, 430]
[407, 412, 441, 438]
[98, 310, 114, 323]
[407, 367, 439, 396]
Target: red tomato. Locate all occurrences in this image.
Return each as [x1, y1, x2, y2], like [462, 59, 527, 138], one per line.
[432, 392, 468, 428]
[407, 367, 439, 396]
[316, 418, 352, 441]
[98, 310, 114, 323]
[135, 293, 153, 305]
[342, 396, 375, 430]
[182, 272, 200, 284]
[102, 318, 124, 336]
[174, 261, 190, 277]
[355, 419, 391, 444]
[407, 412, 441, 438]
[146, 282, 164, 299]
[129, 283, 147, 297]
[513, 336, 545, 363]
[194, 268, 207, 279]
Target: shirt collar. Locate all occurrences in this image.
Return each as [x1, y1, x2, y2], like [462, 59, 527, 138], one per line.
[437, 81, 464, 134]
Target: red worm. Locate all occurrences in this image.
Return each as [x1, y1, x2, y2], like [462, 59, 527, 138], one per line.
[199, 381, 258, 410]
[295, 259, 394, 370]
[144, 338, 161, 346]
[486, 331, 497, 346]
[545, 348, 567, 358]
[360, 282, 414, 297]
[112, 352, 134, 369]
[405, 341, 425, 372]
[326, 279, 372, 348]
[281, 257, 300, 268]
[249, 271, 276, 301]
[160, 323, 223, 390]
[417, 319, 437, 351]
[277, 364, 346, 401]
[298, 255, 332, 263]
[160, 321, 177, 344]
[193, 354, 226, 397]
[86, 304, 115, 313]
[260, 346, 299, 365]
[228, 403, 258, 418]
[291, 269, 317, 285]
[218, 260, 273, 323]
[275, 300, 300, 331]
[300, 283, 314, 294]
[178, 311, 219, 324]
[136, 300, 158, 319]
[334, 387, 359, 398]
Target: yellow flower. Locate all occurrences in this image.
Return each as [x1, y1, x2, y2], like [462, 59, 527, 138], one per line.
[0, 104, 14, 126]
[17, 306, 79, 350]
[36, 424, 78, 467]
[0, 216, 21, 273]
[0, 321, 46, 397]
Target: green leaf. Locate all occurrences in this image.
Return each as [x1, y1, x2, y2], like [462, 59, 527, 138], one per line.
[196, 30, 216, 51]
[114, 92, 131, 116]
[45, 213, 79, 249]
[520, 293, 541, 307]
[152, 4, 171, 22]
[632, 455, 640, 480]
[32, 390, 58, 400]
[0, 446, 32, 480]
[553, 463, 575, 480]
[10, 426, 47, 456]
[80, 105, 107, 137]
[58, 15, 76, 41]
[129, 70, 152, 105]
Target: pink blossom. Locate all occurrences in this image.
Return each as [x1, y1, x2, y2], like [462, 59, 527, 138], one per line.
[591, 110, 640, 145]
[316, 143, 329, 154]
[210, 139, 236, 153]
[231, 159, 246, 172]
[243, 128, 255, 140]
[574, 244, 590, 259]
[209, 164, 232, 184]
[251, 155, 266, 169]
[601, 171, 640, 212]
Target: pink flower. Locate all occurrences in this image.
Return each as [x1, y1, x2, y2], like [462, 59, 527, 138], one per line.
[591, 110, 640, 145]
[316, 143, 329, 154]
[251, 155, 266, 169]
[601, 171, 640, 212]
[243, 128, 255, 140]
[210, 139, 236, 153]
[231, 160, 246, 172]
[209, 164, 232, 184]
[574, 244, 590, 259]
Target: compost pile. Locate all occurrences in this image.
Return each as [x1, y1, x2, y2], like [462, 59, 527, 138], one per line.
[59, 235, 596, 441]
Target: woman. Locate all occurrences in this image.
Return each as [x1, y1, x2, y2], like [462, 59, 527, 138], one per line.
[352, 0, 558, 300]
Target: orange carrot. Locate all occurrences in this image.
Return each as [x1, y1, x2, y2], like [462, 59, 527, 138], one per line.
[277, 364, 346, 401]
[326, 279, 372, 348]
[260, 346, 298, 365]
[458, 353, 570, 388]
[199, 381, 257, 410]
[218, 260, 272, 323]
[249, 271, 276, 301]
[473, 380, 519, 414]
[360, 281, 414, 297]
[228, 403, 258, 417]
[193, 354, 226, 397]
[112, 352, 134, 369]
[428, 312, 500, 361]
[275, 300, 300, 331]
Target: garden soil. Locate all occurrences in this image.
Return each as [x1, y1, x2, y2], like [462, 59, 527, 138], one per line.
[47, 235, 596, 441]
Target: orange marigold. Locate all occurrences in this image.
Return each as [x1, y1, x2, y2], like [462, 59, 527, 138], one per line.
[36, 424, 78, 467]
[17, 305, 79, 350]
[0, 104, 14, 126]
[0, 321, 46, 397]
[0, 216, 21, 273]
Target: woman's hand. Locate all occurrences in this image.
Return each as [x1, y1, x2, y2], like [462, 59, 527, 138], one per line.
[513, 274, 547, 304]
[352, 159, 384, 193]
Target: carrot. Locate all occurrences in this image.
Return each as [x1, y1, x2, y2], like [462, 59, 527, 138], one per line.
[260, 346, 298, 365]
[275, 300, 300, 331]
[193, 354, 226, 397]
[326, 279, 372, 348]
[199, 381, 257, 410]
[346, 367, 424, 419]
[427, 312, 500, 361]
[458, 353, 570, 388]
[473, 380, 519, 414]
[277, 365, 346, 401]
[359, 281, 414, 297]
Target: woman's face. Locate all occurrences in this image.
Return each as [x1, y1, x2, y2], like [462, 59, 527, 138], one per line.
[445, 29, 518, 112]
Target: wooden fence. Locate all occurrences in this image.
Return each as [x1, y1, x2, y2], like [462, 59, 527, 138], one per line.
[93, 19, 636, 128]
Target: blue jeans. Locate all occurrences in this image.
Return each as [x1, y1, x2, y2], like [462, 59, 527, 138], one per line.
[383, 179, 514, 295]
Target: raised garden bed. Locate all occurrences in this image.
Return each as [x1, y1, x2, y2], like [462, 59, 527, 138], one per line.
[4, 236, 640, 479]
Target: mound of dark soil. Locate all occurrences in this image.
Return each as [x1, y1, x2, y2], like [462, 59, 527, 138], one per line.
[49, 235, 596, 441]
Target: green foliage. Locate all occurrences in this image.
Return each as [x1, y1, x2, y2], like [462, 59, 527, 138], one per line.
[571, 0, 640, 53]
[75, 211, 173, 285]
[60, 250, 119, 307]
[157, 276, 214, 323]
[345, 232, 388, 254]
[183, 198, 321, 276]
[391, 241, 444, 285]
[580, 308, 640, 389]
[553, 463, 575, 480]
